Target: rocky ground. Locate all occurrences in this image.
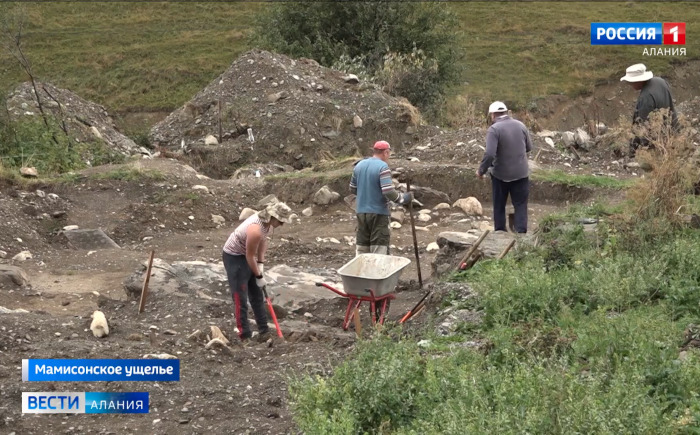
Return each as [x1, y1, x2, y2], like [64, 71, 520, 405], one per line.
[2, 50, 699, 435]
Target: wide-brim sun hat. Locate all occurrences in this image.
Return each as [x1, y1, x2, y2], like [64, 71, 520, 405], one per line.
[488, 101, 508, 113]
[620, 63, 653, 82]
[258, 201, 293, 224]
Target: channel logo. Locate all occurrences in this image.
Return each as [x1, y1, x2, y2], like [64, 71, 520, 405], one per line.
[591, 22, 685, 45]
[22, 392, 149, 414]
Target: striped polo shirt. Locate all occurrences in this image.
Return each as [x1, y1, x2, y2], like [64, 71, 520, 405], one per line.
[223, 213, 271, 256]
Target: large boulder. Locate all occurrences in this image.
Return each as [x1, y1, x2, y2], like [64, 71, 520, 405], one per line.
[453, 197, 483, 216]
[312, 185, 341, 205]
[431, 231, 517, 277]
[411, 186, 450, 207]
[123, 259, 228, 300]
[0, 265, 29, 289]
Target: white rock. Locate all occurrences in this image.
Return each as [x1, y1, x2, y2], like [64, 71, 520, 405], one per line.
[192, 185, 209, 194]
[390, 222, 402, 229]
[417, 214, 431, 222]
[0, 250, 6, 259]
[545, 137, 555, 148]
[239, 208, 258, 221]
[312, 185, 341, 205]
[343, 74, 359, 84]
[90, 310, 109, 338]
[47, 193, 59, 201]
[353, 115, 363, 128]
[211, 214, 226, 225]
[453, 197, 483, 216]
[574, 128, 590, 148]
[35, 190, 46, 198]
[302, 207, 313, 217]
[90, 126, 103, 140]
[143, 353, 178, 360]
[408, 157, 420, 162]
[426, 242, 439, 252]
[304, 312, 313, 318]
[561, 131, 575, 147]
[63, 225, 79, 231]
[328, 238, 340, 244]
[12, 251, 32, 261]
[188, 215, 194, 221]
[418, 209, 432, 214]
[433, 203, 451, 210]
[536, 130, 557, 138]
[20, 167, 38, 178]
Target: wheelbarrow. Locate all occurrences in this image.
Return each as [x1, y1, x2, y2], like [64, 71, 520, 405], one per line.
[316, 254, 411, 330]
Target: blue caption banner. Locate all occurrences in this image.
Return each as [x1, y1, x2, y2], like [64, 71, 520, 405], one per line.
[22, 392, 149, 414]
[591, 22, 663, 45]
[22, 359, 180, 382]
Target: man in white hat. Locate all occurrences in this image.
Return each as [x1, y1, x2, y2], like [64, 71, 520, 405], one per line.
[620, 63, 678, 153]
[222, 201, 293, 341]
[476, 101, 532, 233]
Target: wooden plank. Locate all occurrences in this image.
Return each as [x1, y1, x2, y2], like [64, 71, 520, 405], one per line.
[353, 308, 362, 337]
[455, 229, 489, 272]
[137, 250, 155, 315]
[498, 239, 517, 259]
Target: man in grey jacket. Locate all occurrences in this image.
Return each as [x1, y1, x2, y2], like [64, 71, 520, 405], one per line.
[476, 101, 532, 233]
[620, 63, 678, 154]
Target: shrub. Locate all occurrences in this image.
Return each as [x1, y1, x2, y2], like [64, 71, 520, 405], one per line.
[251, 2, 462, 116]
[0, 117, 124, 174]
[628, 110, 698, 225]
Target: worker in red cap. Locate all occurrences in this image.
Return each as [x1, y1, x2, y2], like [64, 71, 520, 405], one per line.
[349, 140, 412, 255]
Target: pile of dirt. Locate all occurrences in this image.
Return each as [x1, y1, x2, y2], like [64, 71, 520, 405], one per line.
[6, 82, 141, 156]
[0, 186, 72, 263]
[149, 49, 433, 179]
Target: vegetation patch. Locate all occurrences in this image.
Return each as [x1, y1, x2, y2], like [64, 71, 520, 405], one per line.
[290, 197, 700, 432]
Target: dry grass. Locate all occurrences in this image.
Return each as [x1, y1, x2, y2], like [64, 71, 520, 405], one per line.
[628, 110, 698, 225]
[443, 95, 486, 129]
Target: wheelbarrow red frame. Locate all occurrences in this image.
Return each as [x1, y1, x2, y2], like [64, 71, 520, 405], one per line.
[315, 282, 395, 330]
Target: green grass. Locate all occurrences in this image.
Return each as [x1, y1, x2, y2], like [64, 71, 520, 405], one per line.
[90, 168, 165, 182]
[1, 2, 697, 114]
[290, 208, 700, 433]
[532, 169, 633, 189]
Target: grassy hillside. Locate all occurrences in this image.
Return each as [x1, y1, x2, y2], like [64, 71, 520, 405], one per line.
[1, 2, 698, 113]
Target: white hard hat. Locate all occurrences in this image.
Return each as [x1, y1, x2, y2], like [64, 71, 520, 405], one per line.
[488, 101, 508, 113]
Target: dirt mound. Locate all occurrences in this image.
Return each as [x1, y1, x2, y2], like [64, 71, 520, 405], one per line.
[149, 49, 430, 179]
[6, 82, 141, 156]
[0, 186, 72, 263]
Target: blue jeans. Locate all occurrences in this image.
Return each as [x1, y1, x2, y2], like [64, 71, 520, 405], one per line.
[491, 176, 529, 233]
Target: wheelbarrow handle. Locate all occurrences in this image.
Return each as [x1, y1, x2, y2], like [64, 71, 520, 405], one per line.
[316, 282, 349, 297]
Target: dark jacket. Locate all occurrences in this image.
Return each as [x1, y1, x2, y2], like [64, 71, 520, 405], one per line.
[633, 77, 678, 128]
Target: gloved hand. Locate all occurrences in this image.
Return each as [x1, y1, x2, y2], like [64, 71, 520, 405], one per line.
[399, 192, 414, 204]
[256, 276, 268, 289]
[257, 262, 264, 275]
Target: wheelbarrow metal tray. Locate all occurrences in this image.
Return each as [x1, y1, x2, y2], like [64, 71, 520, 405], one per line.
[337, 254, 411, 297]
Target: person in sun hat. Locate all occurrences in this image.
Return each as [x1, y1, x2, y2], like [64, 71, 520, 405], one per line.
[476, 101, 532, 233]
[349, 140, 413, 255]
[620, 63, 678, 154]
[222, 200, 293, 341]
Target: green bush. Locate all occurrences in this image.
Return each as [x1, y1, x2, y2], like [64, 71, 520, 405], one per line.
[0, 117, 124, 174]
[251, 2, 461, 116]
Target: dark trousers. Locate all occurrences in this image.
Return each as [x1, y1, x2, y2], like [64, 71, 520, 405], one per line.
[491, 176, 529, 233]
[222, 252, 269, 339]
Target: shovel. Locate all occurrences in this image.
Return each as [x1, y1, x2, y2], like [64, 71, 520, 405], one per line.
[262, 286, 283, 338]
